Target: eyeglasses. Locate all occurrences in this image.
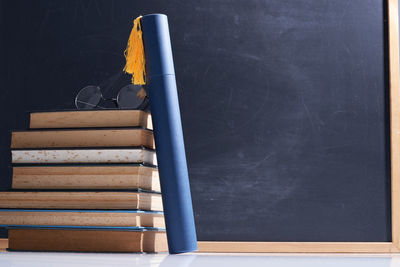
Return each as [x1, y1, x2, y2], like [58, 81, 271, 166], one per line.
[75, 84, 149, 110]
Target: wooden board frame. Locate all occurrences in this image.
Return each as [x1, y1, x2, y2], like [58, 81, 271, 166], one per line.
[197, 0, 400, 253]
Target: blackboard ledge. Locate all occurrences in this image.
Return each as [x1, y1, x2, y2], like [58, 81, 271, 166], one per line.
[197, 241, 400, 253]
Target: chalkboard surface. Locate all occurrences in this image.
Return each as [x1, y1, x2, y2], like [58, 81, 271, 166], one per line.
[0, 0, 391, 241]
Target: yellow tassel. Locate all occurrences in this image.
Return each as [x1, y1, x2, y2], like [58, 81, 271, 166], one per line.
[123, 16, 146, 85]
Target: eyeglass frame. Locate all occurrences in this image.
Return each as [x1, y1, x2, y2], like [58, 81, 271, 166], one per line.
[74, 84, 149, 110]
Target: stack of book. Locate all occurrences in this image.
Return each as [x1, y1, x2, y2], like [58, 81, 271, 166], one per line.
[0, 110, 167, 252]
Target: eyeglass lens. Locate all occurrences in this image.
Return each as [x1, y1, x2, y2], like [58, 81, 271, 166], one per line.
[117, 84, 147, 109]
[75, 86, 103, 109]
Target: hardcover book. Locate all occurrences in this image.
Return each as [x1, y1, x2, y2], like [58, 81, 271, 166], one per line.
[29, 110, 153, 130]
[11, 148, 157, 165]
[7, 226, 167, 252]
[0, 209, 165, 228]
[11, 128, 155, 149]
[12, 165, 160, 191]
[0, 191, 163, 211]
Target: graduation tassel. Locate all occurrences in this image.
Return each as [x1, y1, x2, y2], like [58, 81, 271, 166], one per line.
[123, 16, 146, 85]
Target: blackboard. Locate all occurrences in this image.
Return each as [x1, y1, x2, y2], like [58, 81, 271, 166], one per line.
[0, 0, 394, 244]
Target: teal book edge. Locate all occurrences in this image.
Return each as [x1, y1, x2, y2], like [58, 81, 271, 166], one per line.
[2, 225, 165, 231]
[0, 209, 163, 214]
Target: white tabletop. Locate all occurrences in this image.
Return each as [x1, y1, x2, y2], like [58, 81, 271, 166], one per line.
[0, 252, 398, 267]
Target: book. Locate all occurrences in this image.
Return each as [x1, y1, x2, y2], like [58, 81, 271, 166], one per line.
[0, 191, 163, 211]
[8, 227, 167, 252]
[12, 165, 160, 191]
[12, 148, 157, 165]
[29, 110, 153, 130]
[0, 209, 165, 228]
[11, 128, 155, 149]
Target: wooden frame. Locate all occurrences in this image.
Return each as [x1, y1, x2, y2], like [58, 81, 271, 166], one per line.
[197, 0, 400, 253]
